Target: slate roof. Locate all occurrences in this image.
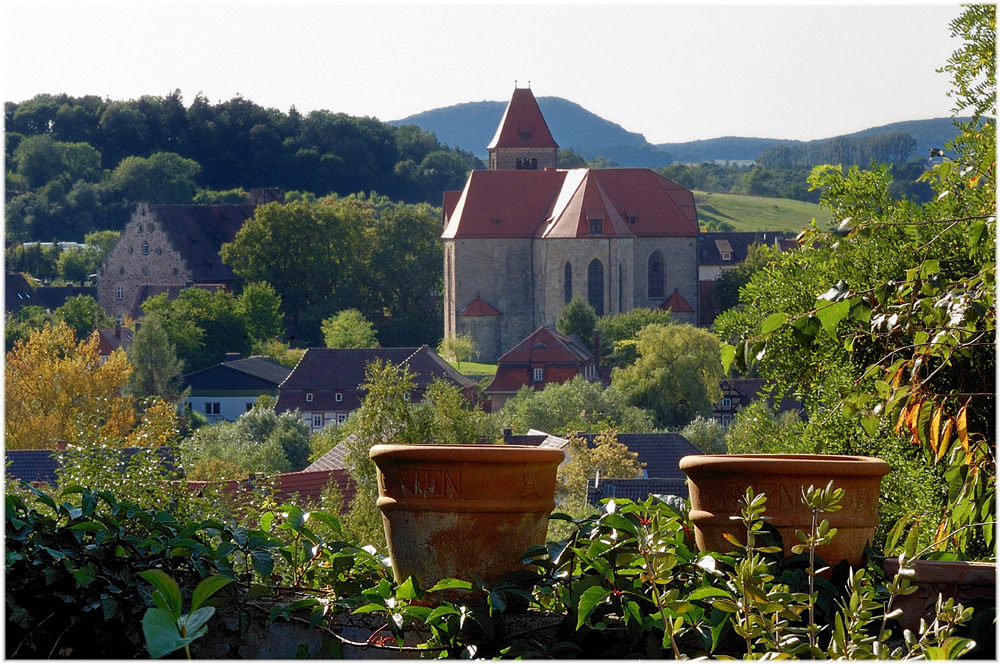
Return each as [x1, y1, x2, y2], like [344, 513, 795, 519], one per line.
[442, 168, 698, 240]
[147, 204, 256, 282]
[5, 447, 181, 486]
[276, 346, 476, 413]
[181, 355, 292, 392]
[575, 432, 703, 479]
[487, 87, 558, 150]
[5, 273, 36, 313]
[588, 478, 690, 504]
[698, 231, 788, 266]
[33, 285, 97, 311]
[502, 429, 570, 450]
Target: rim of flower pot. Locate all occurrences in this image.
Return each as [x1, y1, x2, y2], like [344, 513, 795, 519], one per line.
[679, 453, 890, 477]
[370, 443, 565, 464]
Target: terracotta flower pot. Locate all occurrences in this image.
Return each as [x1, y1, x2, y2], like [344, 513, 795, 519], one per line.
[882, 558, 996, 633]
[370, 444, 564, 589]
[679, 454, 890, 567]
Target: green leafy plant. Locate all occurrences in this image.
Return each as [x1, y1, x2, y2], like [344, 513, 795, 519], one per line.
[139, 570, 232, 658]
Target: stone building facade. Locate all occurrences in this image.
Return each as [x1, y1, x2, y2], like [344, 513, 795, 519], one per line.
[97, 203, 255, 321]
[442, 86, 700, 362]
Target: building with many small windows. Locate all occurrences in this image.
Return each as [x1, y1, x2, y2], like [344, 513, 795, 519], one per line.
[442, 86, 699, 362]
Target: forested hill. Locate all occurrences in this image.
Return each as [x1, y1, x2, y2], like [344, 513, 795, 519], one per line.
[5, 92, 483, 242]
[391, 96, 672, 166]
[394, 97, 970, 167]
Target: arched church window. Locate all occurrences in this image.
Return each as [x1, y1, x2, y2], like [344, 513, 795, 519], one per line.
[588, 259, 604, 316]
[648, 251, 664, 298]
[564, 262, 572, 304]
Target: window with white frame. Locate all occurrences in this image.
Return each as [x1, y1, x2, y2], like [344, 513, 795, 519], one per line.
[116, 286, 124, 300]
[722, 397, 732, 409]
[335, 393, 343, 402]
[533, 368, 544, 382]
[312, 414, 324, 428]
[305, 393, 313, 403]
[337, 413, 348, 424]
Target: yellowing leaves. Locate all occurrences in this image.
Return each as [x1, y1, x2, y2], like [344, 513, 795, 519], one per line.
[4, 321, 166, 450]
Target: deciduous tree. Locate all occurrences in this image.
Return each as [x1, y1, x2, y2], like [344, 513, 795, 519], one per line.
[321, 309, 378, 349]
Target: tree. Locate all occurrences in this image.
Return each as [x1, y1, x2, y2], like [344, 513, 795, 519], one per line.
[556, 296, 598, 344]
[54, 294, 111, 340]
[437, 334, 476, 369]
[180, 404, 311, 480]
[56, 244, 103, 284]
[415, 377, 495, 446]
[680, 416, 728, 454]
[497, 375, 655, 436]
[719, 5, 995, 556]
[321, 309, 378, 348]
[108, 152, 201, 204]
[235, 281, 285, 348]
[5, 321, 135, 449]
[612, 324, 724, 429]
[597, 307, 673, 367]
[127, 312, 185, 401]
[709, 243, 779, 315]
[557, 430, 644, 516]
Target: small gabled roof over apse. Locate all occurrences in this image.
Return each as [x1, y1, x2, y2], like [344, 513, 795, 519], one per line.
[458, 296, 502, 317]
[659, 288, 696, 313]
[496, 325, 594, 366]
[487, 87, 559, 150]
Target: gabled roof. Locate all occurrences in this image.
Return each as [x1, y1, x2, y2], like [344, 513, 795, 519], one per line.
[659, 288, 695, 313]
[698, 231, 788, 266]
[33, 285, 97, 311]
[539, 170, 632, 238]
[487, 87, 558, 150]
[496, 325, 594, 366]
[147, 204, 256, 282]
[588, 478, 690, 504]
[181, 355, 292, 391]
[575, 432, 703, 479]
[5, 273, 36, 313]
[96, 326, 133, 356]
[458, 296, 502, 317]
[442, 168, 698, 240]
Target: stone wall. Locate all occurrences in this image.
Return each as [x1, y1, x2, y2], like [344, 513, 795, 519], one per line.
[532, 236, 635, 325]
[632, 236, 699, 324]
[97, 204, 190, 320]
[489, 146, 557, 171]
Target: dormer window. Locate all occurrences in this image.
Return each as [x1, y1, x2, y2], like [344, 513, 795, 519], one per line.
[628, 215, 639, 225]
[520, 131, 532, 140]
[589, 219, 603, 236]
[305, 393, 314, 403]
[722, 251, 732, 261]
[335, 393, 343, 402]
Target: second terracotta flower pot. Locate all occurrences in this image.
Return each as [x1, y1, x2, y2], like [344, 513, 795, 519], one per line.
[680, 454, 890, 567]
[370, 444, 564, 589]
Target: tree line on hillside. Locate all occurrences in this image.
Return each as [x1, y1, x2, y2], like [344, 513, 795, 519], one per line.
[5, 91, 482, 241]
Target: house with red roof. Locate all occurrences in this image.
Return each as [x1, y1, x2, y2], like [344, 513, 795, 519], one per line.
[275, 345, 477, 432]
[442, 86, 699, 361]
[485, 325, 599, 410]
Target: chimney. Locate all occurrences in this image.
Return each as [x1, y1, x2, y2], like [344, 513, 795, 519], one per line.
[114, 321, 121, 339]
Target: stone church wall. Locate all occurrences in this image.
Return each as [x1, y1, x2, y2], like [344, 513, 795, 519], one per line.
[448, 237, 536, 362]
[533, 237, 635, 326]
[632, 236, 699, 324]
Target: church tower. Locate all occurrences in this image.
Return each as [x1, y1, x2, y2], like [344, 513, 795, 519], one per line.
[487, 85, 559, 171]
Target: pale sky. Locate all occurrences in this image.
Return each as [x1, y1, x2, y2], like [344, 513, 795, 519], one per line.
[3, 2, 966, 144]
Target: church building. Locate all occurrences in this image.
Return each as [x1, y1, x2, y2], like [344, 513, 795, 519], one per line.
[442, 86, 699, 361]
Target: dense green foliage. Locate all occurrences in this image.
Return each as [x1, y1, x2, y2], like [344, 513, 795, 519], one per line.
[180, 405, 312, 479]
[717, 4, 995, 558]
[220, 194, 442, 346]
[321, 309, 378, 349]
[5, 92, 481, 241]
[497, 375, 655, 436]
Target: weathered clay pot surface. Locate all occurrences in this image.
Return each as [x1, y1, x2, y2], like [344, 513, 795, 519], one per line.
[883, 558, 996, 633]
[371, 444, 564, 589]
[680, 454, 890, 567]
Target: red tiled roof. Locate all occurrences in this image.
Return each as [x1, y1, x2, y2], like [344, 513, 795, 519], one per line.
[659, 288, 695, 313]
[487, 87, 558, 150]
[185, 468, 356, 512]
[458, 296, 502, 317]
[442, 168, 698, 240]
[486, 326, 595, 394]
[96, 326, 133, 356]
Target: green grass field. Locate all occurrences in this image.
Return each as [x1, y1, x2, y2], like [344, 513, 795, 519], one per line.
[446, 360, 497, 376]
[694, 191, 834, 234]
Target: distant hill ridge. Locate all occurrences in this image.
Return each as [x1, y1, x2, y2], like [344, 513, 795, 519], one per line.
[392, 98, 969, 167]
